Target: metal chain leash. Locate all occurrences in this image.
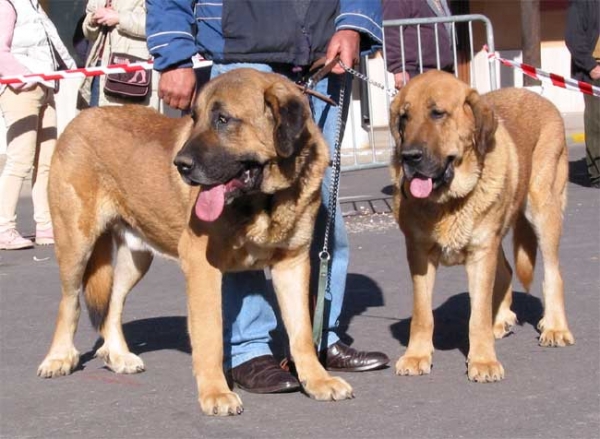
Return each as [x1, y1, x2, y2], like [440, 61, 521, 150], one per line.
[319, 59, 397, 261]
[312, 72, 347, 347]
[338, 59, 398, 98]
[320, 81, 345, 258]
[312, 60, 397, 346]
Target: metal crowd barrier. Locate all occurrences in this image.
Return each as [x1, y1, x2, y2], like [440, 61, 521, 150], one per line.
[341, 14, 497, 172]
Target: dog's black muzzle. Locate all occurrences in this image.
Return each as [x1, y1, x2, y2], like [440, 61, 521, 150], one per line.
[401, 146, 456, 190]
[174, 154, 201, 186]
[173, 149, 264, 202]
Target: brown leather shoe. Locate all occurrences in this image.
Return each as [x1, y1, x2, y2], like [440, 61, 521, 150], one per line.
[322, 341, 390, 372]
[230, 355, 301, 394]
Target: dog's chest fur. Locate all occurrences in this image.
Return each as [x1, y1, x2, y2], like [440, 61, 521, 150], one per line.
[201, 200, 316, 271]
[406, 202, 480, 266]
[433, 203, 494, 266]
[399, 151, 513, 267]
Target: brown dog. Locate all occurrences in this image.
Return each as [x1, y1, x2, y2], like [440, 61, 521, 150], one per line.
[37, 69, 353, 415]
[389, 70, 574, 382]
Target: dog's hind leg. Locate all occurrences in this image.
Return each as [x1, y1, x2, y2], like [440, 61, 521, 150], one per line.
[95, 233, 153, 374]
[527, 149, 574, 347]
[492, 246, 517, 339]
[37, 215, 99, 378]
[513, 212, 538, 292]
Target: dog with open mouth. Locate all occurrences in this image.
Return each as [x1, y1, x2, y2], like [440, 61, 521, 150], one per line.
[37, 68, 353, 415]
[389, 70, 574, 383]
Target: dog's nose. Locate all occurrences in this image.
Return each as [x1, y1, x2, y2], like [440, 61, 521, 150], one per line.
[401, 148, 423, 166]
[173, 154, 195, 176]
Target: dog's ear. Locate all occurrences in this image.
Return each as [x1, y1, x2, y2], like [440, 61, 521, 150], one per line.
[389, 98, 409, 146]
[465, 89, 497, 155]
[265, 83, 309, 158]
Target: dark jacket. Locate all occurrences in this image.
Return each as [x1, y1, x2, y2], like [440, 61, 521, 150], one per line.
[382, 0, 453, 78]
[147, 0, 382, 72]
[565, 0, 600, 84]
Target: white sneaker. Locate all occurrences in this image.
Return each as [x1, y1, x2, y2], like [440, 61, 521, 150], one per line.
[0, 228, 34, 250]
[35, 227, 54, 246]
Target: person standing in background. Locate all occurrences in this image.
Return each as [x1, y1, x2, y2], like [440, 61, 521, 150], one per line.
[0, 0, 76, 250]
[146, 0, 390, 394]
[566, 0, 600, 189]
[383, 0, 454, 90]
[79, 0, 159, 109]
[72, 14, 91, 69]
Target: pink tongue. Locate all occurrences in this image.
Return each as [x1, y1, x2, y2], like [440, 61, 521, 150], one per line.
[195, 184, 226, 222]
[409, 177, 433, 198]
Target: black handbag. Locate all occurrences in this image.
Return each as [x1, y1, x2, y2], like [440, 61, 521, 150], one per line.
[104, 52, 151, 101]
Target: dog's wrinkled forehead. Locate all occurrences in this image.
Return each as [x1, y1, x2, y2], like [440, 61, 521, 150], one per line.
[399, 70, 470, 115]
[195, 72, 270, 119]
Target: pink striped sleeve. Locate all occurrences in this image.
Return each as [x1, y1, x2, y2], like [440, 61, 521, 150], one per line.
[0, 1, 31, 77]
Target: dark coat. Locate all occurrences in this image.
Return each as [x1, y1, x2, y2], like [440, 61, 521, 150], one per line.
[565, 0, 600, 84]
[147, 0, 382, 71]
[383, 0, 454, 78]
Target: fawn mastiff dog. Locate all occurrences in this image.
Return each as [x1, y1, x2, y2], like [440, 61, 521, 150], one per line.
[37, 69, 353, 415]
[389, 70, 574, 382]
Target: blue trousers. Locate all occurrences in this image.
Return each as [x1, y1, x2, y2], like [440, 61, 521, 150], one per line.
[210, 63, 352, 369]
[90, 75, 100, 107]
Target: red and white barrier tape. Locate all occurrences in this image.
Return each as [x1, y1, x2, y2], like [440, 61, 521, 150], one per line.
[0, 57, 212, 86]
[485, 46, 599, 98]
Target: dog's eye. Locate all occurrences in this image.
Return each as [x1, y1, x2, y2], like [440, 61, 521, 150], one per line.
[190, 109, 198, 123]
[430, 108, 446, 120]
[398, 113, 408, 130]
[216, 114, 229, 127]
[397, 113, 408, 140]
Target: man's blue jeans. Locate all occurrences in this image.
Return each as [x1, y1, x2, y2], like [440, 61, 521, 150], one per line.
[210, 62, 351, 369]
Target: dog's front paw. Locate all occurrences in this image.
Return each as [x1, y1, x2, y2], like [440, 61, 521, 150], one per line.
[467, 359, 504, 382]
[493, 309, 518, 339]
[96, 346, 145, 374]
[37, 347, 80, 378]
[302, 376, 354, 401]
[199, 391, 244, 416]
[395, 354, 432, 376]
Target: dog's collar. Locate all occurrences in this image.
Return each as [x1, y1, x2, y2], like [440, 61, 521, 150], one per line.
[295, 84, 337, 107]
[294, 56, 339, 107]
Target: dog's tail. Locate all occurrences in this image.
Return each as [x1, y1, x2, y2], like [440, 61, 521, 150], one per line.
[83, 231, 114, 330]
[512, 212, 537, 292]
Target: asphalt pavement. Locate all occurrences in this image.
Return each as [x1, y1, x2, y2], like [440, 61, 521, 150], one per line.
[0, 138, 599, 439]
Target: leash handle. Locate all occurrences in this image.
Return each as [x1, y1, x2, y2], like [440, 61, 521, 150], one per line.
[312, 251, 330, 346]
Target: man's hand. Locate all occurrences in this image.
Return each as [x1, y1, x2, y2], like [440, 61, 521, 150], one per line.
[93, 8, 119, 27]
[158, 68, 196, 111]
[325, 29, 360, 75]
[394, 71, 410, 90]
[590, 64, 600, 81]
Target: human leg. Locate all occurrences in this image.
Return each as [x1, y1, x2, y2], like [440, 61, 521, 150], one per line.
[0, 86, 45, 249]
[584, 79, 600, 187]
[221, 271, 277, 369]
[32, 88, 57, 239]
[308, 73, 350, 350]
[211, 62, 299, 392]
[309, 74, 389, 371]
[224, 271, 299, 394]
[90, 75, 100, 108]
